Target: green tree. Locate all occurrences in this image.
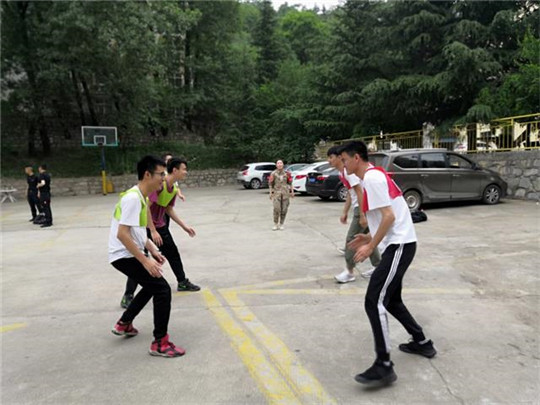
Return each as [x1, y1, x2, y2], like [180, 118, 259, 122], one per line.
[253, 0, 282, 83]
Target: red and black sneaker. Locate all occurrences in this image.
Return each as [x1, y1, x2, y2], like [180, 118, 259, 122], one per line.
[111, 320, 139, 337]
[149, 334, 185, 358]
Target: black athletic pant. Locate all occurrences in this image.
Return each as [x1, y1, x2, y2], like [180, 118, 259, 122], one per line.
[364, 242, 426, 361]
[27, 192, 41, 219]
[124, 226, 186, 296]
[39, 192, 53, 225]
[113, 257, 171, 339]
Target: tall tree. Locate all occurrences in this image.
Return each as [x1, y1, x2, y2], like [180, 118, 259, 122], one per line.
[253, 0, 282, 83]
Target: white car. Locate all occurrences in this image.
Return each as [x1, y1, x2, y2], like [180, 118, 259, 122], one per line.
[292, 161, 331, 194]
[237, 162, 276, 189]
[284, 163, 308, 173]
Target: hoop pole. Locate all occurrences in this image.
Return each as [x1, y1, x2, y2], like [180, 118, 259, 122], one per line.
[100, 145, 107, 195]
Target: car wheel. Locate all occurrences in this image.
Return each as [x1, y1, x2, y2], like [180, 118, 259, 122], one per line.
[404, 190, 422, 211]
[250, 178, 262, 189]
[336, 185, 348, 202]
[318, 195, 331, 201]
[482, 184, 501, 205]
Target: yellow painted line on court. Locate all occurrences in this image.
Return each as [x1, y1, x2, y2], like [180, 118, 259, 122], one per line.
[201, 289, 300, 405]
[1, 323, 27, 333]
[222, 291, 337, 405]
[235, 288, 473, 296]
[220, 276, 334, 292]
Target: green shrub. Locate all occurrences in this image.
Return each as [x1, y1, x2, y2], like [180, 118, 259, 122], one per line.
[1, 142, 245, 178]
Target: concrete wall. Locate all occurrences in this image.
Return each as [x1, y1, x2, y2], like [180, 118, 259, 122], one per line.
[2, 150, 539, 201]
[0, 169, 238, 199]
[468, 150, 540, 201]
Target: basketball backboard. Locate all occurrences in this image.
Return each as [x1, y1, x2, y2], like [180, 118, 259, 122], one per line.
[81, 126, 118, 146]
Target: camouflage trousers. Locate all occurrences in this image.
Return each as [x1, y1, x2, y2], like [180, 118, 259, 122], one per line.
[273, 195, 290, 224]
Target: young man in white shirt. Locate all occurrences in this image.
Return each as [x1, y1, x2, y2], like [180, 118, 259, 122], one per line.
[109, 155, 185, 358]
[341, 141, 436, 387]
[326, 146, 380, 282]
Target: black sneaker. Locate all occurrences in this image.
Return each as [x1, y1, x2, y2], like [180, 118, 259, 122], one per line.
[120, 294, 134, 309]
[399, 339, 437, 358]
[40, 223, 52, 228]
[29, 218, 36, 222]
[355, 360, 397, 387]
[177, 279, 200, 292]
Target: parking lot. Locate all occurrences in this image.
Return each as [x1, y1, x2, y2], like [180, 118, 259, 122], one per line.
[1, 185, 539, 404]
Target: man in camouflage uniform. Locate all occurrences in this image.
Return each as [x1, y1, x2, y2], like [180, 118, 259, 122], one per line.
[269, 160, 294, 230]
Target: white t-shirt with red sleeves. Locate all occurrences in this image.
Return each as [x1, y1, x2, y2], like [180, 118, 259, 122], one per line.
[339, 167, 361, 208]
[363, 169, 417, 253]
[340, 165, 373, 209]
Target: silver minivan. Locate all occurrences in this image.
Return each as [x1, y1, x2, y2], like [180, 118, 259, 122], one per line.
[371, 149, 508, 210]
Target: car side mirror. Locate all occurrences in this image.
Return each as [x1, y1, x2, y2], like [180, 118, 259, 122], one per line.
[471, 162, 478, 170]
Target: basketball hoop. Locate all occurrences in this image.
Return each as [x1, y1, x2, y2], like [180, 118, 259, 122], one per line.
[81, 127, 118, 195]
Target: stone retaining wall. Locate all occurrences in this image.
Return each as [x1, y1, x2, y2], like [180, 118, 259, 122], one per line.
[468, 150, 540, 201]
[0, 169, 238, 199]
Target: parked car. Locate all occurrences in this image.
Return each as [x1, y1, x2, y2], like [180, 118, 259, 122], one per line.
[292, 161, 331, 194]
[370, 149, 508, 210]
[284, 163, 308, 174]
[237, 162, 276, 189]
[305, 167, 348, 201]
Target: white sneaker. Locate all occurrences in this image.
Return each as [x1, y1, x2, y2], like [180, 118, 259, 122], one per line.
[336, 247, 346, 255]
[334, 269, 356, 283]
[361, 268, 375, 278]
[272, 225, 278, 231]
[279, 225, 284, 230]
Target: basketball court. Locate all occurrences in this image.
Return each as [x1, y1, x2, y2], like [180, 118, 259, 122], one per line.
[1, 187, 538, 403]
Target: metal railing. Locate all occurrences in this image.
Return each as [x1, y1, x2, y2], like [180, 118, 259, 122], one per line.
[330, 113, 540, 154]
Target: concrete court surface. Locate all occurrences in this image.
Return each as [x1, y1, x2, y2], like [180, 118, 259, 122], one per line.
[1, 185, 539, 405]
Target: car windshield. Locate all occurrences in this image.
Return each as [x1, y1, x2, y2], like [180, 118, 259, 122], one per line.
[286, 164, 307, 172]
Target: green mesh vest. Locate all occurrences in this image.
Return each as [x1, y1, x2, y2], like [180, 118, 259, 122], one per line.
[113, 186, 148, 227]
[156, 180, 178, 207]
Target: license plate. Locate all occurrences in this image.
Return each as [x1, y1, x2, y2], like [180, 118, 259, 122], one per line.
[309, 178, 316, 183]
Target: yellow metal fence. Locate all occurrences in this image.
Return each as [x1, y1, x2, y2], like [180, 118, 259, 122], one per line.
[332, 113, 540, 154]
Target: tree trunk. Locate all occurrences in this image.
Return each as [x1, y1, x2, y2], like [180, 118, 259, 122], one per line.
[38, 114, 51, 155]
[81, 76, 99, 126]
[27, 120, 36, 156]
[70, 70, 86, 125]
[18, 1, 51, 155]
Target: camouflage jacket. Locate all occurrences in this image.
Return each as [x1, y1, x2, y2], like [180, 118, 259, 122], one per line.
[269, 169, 292, 197]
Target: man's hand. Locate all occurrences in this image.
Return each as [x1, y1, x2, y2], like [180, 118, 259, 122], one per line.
[143, 257, 163, 278]
[290, 192, 294, 199]
[151, 230, 163, 247]
[150, 250, 166, 265]
[359, 214, 368, 228]
[269, 193, 274, 200]
[178, 193, 186, 202]
[184, 226, 196, 238]
[354, 244, 374, 263]
[347, 233, 371, 251]
[340, 213, 348, 224]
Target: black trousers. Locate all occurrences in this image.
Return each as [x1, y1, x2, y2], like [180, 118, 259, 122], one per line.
[113, 257, 171, 339]
[124, 226, 186, 296]
[39, 192, 53, 225]
[27, 192, 42, 219]
[364, 242, 426, 361]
